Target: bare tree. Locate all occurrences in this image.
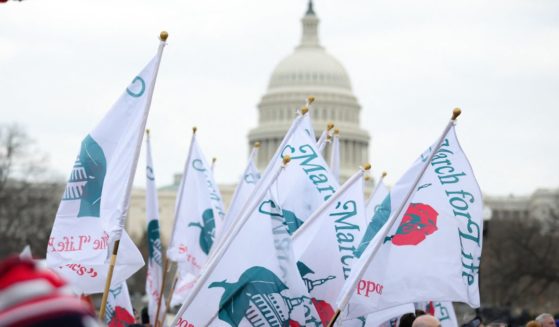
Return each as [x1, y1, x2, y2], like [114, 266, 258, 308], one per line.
[0, 123, 63, 258]
[481, 208, 559, 313]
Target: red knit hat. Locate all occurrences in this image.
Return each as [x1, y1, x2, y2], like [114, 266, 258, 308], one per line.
[0, 256, 101, 327]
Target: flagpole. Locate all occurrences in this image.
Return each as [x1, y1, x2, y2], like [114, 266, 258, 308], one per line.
[211, 157, 217, 172]
[327, 108, 462, 326]
[318, 134, 331, 153]
[154, 257, 169, 327]
[98, 31, 168, 321]
[365, 171, 387, 203]
[291, 162, 372, 242]
[317, 122, 334, 149]
[165, 270, 178, 309]
[170, 155, 292, 325]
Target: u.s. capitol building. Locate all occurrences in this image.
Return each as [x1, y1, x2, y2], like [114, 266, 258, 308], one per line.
[126, 1, 371, 242]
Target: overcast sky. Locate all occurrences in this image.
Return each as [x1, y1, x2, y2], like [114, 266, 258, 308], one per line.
[1, 0, 558, 196]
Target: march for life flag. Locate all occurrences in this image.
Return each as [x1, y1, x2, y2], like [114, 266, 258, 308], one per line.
[341, 124, 483, 319]
[104, 282, 135, 327]
[145, 132, 166, 323]
[291, 169, 368, 325]
[171, 191, 323, 327]
[166, 134, 226, 277]
[271, 113, 339, 235]
[47, 52, 164, 294]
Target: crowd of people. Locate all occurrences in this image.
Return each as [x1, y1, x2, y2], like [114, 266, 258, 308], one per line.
[0, 256, 557, 327]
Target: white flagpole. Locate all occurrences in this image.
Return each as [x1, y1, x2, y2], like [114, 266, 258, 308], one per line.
[210, 157, 217, 172]
[327, 108, 462, 327]
[99, 31, 168, 321]
[317, 122, 335, 149]
[291, 163, 371, 242]
[366, 171, 387, 204]
[170, 155, 292, 325]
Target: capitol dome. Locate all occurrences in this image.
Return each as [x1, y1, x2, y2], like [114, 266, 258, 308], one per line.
[248, 1, 370, 182]
[268, 48, 353, 91]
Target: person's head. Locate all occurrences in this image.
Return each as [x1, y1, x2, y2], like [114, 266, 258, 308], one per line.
[536, 313, 555, 327]
[399, 313, 417, 327]
[526, 320, 540, 327]
[0, 256, 101, 327]
[412, 314, 441, 327]
[141, 306, 150, 324]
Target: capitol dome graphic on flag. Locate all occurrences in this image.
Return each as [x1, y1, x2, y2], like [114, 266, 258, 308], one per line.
[62, 135, 106, 218]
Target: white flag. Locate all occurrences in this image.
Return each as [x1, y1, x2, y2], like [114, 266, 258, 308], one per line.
[221, 146, 261, 235]
[340, 124, 483, 318]
[172, 193, 322, 326]
[104, 282, 135, 327]
[291, 169, 368, 325]
[167, 134, 226, 277]
[145, 132, 166, 324]
[46, 49, 165, 293]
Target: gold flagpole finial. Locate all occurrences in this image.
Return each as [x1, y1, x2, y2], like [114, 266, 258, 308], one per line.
[382, 171, 387, 178]
[362, 163, 372, 171]
[307, 96, 315, 105]
[327, 122, 335, 130]
[334, 128, 340, 135]
[282, 155, 291, 165]
[160, 31, 169, 41]
[192, 127, 197, 134]
[300, 106, 309, 115]
[364, 175, 371, 181]
[254, 142, 261, 148]
[452, 107, 461, 120]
